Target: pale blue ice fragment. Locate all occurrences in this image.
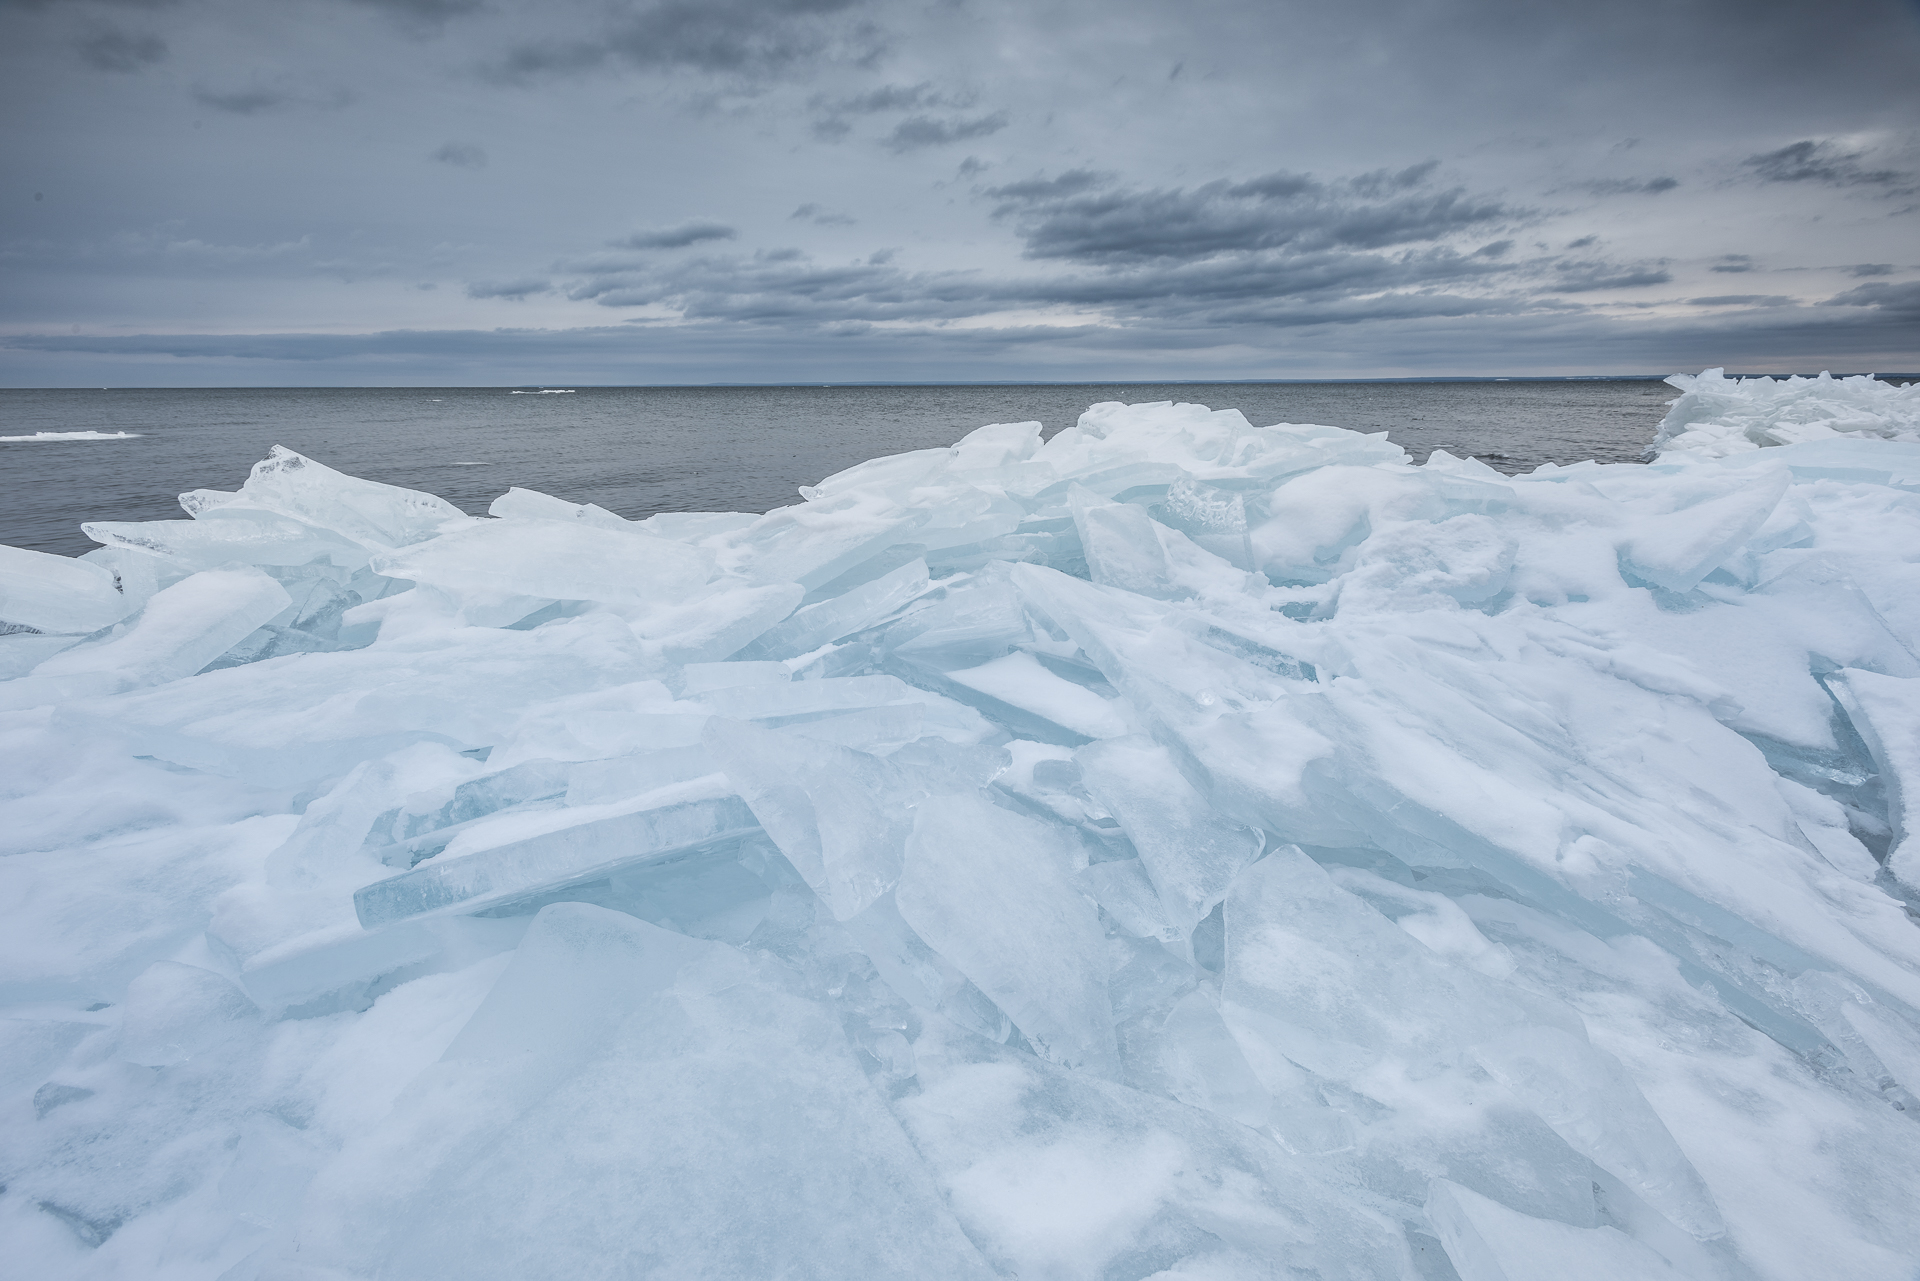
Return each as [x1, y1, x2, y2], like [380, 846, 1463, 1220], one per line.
[353, 795, 760, 928]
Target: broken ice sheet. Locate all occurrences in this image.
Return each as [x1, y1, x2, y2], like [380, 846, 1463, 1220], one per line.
[6, 377, 1920, 1279]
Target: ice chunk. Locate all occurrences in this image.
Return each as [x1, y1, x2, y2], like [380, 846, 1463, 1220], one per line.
[1829, 668, 1920, 886]
[945, 650, 1130, 740]
[1334, 512, 1517, 613]
[885, 568, 1037, 669]
[0, 545, 133, 635]
[1618, 466, 1790, 593]
[636, 510, 759, 541]
[1070, 485, 1258, 602]
[370, 518, 715, 607]
[1426, 1179, 1686, 1281]
[485, 486, 633, 529]
[0, 631, 81, 678]
[1151, 986, 1272, 1127]
[700, 672, 917, 721]
[54, 613, 651, 785]
[1077, 734, 1262, 934]
[897, 793, 1118, 1076]
[1074, 857, 1179, 942]
[722, 488, 926, 589]
[629, 579, 802, 663]
[1795, 971, 1920, 1105]
[3, 566, 291, 707]
[679, 659, 790, 693]
[839, 890, 1014, 1042]
[1154, 474, 1255, 568]
[353, 790, 757, 927]
[735, 556, 930, 659]
[701, 718, 917, 920]
[1652, 368, 1920, 461]
[948, 420, 1042, 469]
[1221, 845, 1583, 1079]
[287, 904, 997, 1280]
[179, 444, 466, 548]
[1474, 1027, 1723, 1240]
[899, 1020, 1417, 1280]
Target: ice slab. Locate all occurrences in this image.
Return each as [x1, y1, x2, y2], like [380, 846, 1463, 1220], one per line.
[946, 650, 1130, 740]
[1427, 1179, 1686, 1281]
[735, 556, 930, 659]
[1829, 667, 1920, 886]
[1077, 734, 1262, 935]
[899, 793, 1118, 1076]
[353, 790, 758, 928]
[0, 544, 133, 635]
[179, 444, 467, 549]
[2, 566, 292, 707]
[371, 516, 716, 607]
[282, 904, 998, 1280]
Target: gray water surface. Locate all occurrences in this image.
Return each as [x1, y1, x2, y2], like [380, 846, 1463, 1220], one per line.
[0, 380, 1677, 557]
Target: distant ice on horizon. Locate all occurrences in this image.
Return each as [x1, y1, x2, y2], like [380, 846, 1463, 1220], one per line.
[0, 430, 142, 442]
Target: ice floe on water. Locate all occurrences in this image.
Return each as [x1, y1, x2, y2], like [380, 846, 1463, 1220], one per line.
[0, 431, 142, 442]
[4, 372, 1920, 1279]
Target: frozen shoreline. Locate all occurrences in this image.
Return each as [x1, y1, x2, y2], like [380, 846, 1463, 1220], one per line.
[4, 371, 1920, 1279]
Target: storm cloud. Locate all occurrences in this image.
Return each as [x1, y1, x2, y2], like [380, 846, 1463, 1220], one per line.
[609, 222, 739, 250]
[1745, 139, 1916, 191]
[988, 164, 1515, 263]
[489, 0, 883, 81]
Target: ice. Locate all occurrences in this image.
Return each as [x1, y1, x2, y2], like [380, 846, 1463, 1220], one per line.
[179, 445, 467, 550]
[1078, 734, 1262, 935]
[1828, 668, 1920, 887]
[118, 961, 258, 1068]
[0, 429, 141, 441]
[946, 649, 1131, 740]
[370, 516, 716, 610]
[354, 789, 757, 927]
[2, 566, 291, 707]
[7, 376, 1920, 1278]
[735, 555, 931, 659]
[1651, 368, 1920, 461]
[1426, 1180, 1688, 1281]
[0, 544, 133, 635]
[702, 717, 920, 920]
[1473, 1027, 1723, 1240]
[898, 793, 1118, 1076]
[284, 904, 999, 1280]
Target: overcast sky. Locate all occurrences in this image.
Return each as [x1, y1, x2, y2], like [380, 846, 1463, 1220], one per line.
[2, 0, 1917, 385]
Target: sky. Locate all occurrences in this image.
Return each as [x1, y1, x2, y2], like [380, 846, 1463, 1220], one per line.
[2, 0, 1918, 385]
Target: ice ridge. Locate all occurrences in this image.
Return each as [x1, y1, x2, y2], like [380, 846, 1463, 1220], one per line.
[3, 375, 1920, 1279]
[1650, 366, 1920, 461]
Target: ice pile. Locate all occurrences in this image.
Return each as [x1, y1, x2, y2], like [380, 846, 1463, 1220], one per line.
[1650, 367, 1920, 460]
[4, 375, 1920, 1280]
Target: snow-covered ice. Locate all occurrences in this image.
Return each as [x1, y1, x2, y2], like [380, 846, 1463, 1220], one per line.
[4, 372, 1920, 1279]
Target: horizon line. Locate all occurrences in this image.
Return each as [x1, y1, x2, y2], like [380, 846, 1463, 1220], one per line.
[6, 372, 1916, 392]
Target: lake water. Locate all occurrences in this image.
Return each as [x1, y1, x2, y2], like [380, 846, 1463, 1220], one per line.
[0, 380, 1680, 557]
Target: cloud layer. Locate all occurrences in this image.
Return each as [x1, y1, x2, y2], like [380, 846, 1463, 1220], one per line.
[2, 0, 1917, 382]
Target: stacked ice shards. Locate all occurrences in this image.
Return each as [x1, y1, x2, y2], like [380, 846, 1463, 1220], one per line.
[4, 376, 1920, 1280]
[1650, 366, 1920, 459]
